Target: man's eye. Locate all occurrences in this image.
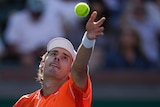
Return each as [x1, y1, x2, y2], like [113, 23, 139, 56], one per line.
[62, 56, 68, 60]
[50, 52, 56, 56]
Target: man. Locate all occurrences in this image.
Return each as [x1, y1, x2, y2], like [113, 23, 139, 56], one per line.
[13, 11, 105, 107]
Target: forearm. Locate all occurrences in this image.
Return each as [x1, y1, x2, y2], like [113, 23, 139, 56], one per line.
[72, 44, 93, 73]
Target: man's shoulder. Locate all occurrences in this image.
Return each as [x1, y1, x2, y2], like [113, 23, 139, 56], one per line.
[13, 90, 40, 107]
[19, 89, 40, 100]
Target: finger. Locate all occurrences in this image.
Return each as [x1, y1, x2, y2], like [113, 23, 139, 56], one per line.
[96, 32, 104, 36]
[96, 17, 106, 27]
[88, 11, 97, 23]
[98, 27, 104, 32]
[95, 27, 104, 33]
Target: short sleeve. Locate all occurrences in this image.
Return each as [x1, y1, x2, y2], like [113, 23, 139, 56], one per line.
[68, 73, 92, 101]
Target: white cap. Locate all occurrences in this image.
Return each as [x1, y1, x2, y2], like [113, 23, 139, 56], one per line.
[47, 37, 77, 60]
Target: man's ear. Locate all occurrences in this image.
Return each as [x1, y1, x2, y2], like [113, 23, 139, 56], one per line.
[39, 60, 45, 68]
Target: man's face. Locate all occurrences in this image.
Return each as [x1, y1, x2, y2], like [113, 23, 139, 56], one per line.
[43, 47, 73, 80]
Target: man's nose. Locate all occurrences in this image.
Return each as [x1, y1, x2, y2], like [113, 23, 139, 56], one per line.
[54, 56, 60, 62]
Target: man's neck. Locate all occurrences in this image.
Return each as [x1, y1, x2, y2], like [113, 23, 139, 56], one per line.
[42, 77, 68, 96]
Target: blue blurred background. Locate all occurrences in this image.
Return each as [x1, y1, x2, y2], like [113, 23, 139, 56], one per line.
[0, 0, 160, 106]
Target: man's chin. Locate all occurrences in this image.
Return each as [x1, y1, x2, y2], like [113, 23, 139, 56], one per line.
[50, 67, 58, 73]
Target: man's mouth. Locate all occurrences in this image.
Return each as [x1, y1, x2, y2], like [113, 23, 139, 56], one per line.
[50, 63, 60, 69]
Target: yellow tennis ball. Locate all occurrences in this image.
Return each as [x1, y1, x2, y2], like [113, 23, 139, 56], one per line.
[74, 2, 90, 17]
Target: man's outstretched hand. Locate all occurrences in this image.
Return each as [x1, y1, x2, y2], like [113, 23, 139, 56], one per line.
[86, 11, 106, 40]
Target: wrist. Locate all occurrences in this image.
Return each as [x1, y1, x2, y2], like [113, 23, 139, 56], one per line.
[82, 32, 96, 48]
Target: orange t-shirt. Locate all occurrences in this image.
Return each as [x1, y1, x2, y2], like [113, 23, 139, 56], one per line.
[13, 75, 92, 107]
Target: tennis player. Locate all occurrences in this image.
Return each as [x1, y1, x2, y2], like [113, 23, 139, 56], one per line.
[13, 11, 105, 107]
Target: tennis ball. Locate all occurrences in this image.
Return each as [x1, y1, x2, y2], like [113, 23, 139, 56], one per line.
[74, 2, 90, 17]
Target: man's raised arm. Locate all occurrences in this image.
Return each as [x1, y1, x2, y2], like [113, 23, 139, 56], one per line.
[71, 11, 106, 90]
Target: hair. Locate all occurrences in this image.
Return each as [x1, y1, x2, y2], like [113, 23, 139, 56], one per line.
[36, 52, 48, 84]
